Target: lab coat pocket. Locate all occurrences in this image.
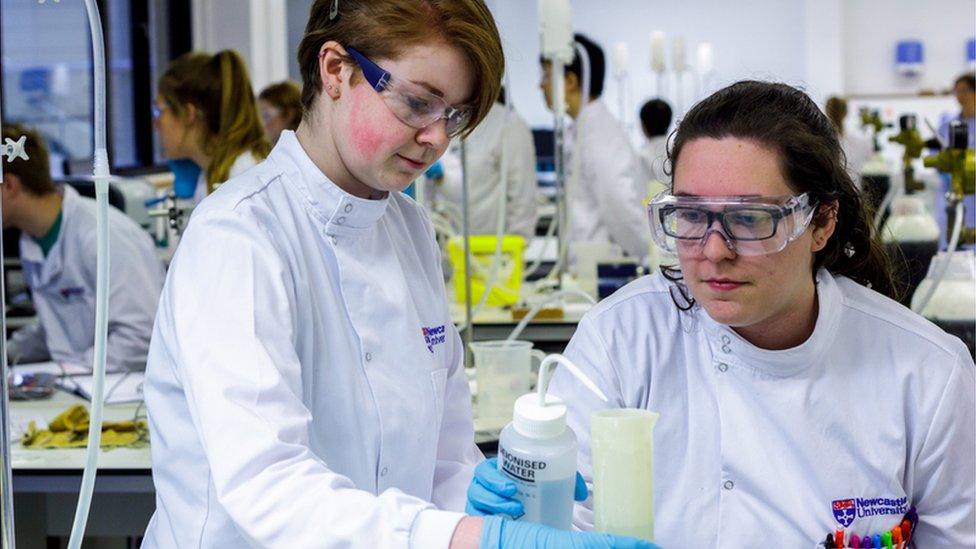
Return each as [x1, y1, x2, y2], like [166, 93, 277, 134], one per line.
[430, 368, 449, 429]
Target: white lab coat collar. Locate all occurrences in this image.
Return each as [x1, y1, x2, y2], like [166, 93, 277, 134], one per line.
[19, 184, 79, 287]
[699, 268, 842, 377]
[272, 130, 389, 238]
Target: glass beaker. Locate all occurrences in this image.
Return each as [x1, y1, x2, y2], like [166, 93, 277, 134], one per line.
[591, 408, 659, 542]
[470, 340, 544, 429]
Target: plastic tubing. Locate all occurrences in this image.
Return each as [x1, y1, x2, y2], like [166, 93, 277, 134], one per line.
[524, 40, 591, 281]
[505, 288, 596, 342]
[873, 176, 899, 230]
[455, 72, 515, 332]
[912, 200, 964, 314]
[68, 1, 111, 548]
[548, 41, 590, 284]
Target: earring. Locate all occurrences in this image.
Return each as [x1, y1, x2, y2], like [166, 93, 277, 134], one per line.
[844, 242, 855, 257]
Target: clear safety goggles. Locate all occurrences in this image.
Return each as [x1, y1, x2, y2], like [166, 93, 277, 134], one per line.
[345, 46, 473, 138]
[647, 192, 817, 256]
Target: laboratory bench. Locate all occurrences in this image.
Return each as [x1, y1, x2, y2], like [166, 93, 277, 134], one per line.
[6, 381, 508, 544]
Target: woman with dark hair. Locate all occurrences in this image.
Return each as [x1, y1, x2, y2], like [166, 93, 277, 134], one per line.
[470, 81, 975, 546]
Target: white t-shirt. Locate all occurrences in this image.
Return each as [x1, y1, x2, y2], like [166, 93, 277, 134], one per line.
[549, 269, 975, 548]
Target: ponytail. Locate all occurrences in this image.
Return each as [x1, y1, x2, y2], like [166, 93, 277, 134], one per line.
[158, 49, 271, 194]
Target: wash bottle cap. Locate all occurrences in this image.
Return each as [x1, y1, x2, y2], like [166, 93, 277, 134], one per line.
[513, 354, 608, 439]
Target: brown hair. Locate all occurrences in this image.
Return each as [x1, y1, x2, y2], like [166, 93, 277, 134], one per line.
[259, 81, 303, 131]
[158, 49, 271, 193]
[663, 81, 900, 305]
[296, 0, 504, 137]
[824, 96, 847, 137]
[1, 122, 56, 196]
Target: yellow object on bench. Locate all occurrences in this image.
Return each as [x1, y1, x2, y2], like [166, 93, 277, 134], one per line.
[21, 404, 148, 449]
[448, 235, 525, 306]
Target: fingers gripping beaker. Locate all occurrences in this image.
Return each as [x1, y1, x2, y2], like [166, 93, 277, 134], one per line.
[591, 409, 659, 542]
[470, 340, 544, 428]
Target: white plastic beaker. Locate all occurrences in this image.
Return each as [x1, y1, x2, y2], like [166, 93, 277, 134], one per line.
[470, 340, 544, 429]
[591, 409, 659, 541]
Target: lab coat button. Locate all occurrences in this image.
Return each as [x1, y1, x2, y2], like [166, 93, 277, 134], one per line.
[380, 467, 389, 477]
[723, 480, 734, 490]
[721, 345, 731, 353]
[365, 352, 373, 362]
[721, 335, 731, 344]
[344, 204, 353, 213]
[717, 363, 729, 373]
[336, 216, 346, 225]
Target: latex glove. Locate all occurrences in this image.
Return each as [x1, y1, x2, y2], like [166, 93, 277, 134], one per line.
[425, 160, 444, 181]
[480, 516, 659, 549]
[467, 457, 589, 518]
[168, 158, 202, 199]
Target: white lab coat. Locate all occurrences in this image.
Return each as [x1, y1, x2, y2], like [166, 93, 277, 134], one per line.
[192, 150, 262, 205]
[435, 103, 538, 238]
[142, 131, 479, 548]
[639, 135, 669, 187]
[567, 100, 651, 259]
[549, 269, 975, 548]
[7, 185, 164, 371]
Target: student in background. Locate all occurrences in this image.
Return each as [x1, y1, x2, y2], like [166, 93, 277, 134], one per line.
[2, 123, 164, 371]
[539, 33, 651, 260]
[258, 80, 304, 146]
[427, 88, 539, 238]
[153, 49, 270, 204]
[638, 98, 672, 185]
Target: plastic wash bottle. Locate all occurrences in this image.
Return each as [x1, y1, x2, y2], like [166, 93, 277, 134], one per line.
[497, 353, 609, 529]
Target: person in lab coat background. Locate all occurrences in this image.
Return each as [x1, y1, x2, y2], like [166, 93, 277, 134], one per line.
[427, 88, 539, 239]
[539, 33, 651, 260]
[638, 98, 672, 186]
[825, 96, 873, 177]
[2, 123, 164, 371]
[141, 1, 652, 547]
[153, 49, 270, 205]
[469, 81, 975, 546]
[258, 80, 304, 146]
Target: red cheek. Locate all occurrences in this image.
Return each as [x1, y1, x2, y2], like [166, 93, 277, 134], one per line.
[347, 87, 394, 157]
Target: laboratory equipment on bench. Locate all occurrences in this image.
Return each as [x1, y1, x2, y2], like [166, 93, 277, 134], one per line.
[469, 340, 544, 429]
[912, 120, 976, 354]
[882, 195, 940, 305]
[448, 235, 525, 307]
[923, 120, 976, 246]
[911, 250, 976, 356]
[592, 408, 659, 542]
[888, 114, 926, 194]
[497, 354, 607, 530]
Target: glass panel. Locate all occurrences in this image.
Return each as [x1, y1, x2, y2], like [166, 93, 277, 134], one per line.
[1, 0, 93, 177]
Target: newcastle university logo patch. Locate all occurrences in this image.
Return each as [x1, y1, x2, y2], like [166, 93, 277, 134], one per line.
[421, 325, 446, 353]
[832, 496, 908, 528]
[832, 499, 856, 527]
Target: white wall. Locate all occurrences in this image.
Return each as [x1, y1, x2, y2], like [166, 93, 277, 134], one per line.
[192, 0, 289, 92]
[843, 0, 976, 96]
[488, 0, 813, 130]
[486, 0, 974, 131]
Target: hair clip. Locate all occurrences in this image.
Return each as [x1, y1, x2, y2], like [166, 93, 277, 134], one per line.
[844, 242, 855, 258]
[330, 0, 339, 20]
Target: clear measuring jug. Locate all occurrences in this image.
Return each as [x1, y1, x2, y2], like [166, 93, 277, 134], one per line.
[469, 340, 544, 428]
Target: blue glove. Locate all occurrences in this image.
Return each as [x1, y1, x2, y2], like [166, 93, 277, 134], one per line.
[425, 160, 444, 180]
[480, 516, 660, 549]
[467, 457, 589, 518]
[168, 158, 202, 199]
